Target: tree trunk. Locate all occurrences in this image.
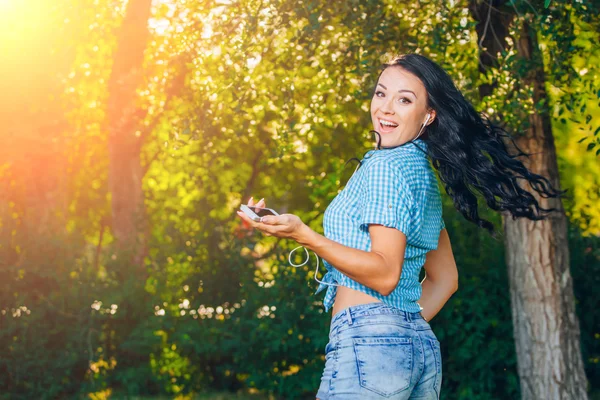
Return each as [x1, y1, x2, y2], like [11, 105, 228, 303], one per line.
[106, 0, 152, 272]
[470, 3, 589, 399]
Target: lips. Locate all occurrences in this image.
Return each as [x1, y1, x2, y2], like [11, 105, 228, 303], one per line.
[378, 118, 399, 133]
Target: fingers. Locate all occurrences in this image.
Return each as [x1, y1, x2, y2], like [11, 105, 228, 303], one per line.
[237, 210, 256, 226]
[236, 210, 279, 235]
[247, 196, 265, 208]
[241, 196, 265, 235]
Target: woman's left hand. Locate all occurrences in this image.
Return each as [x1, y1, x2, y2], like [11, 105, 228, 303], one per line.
[236, 210, 306, 241]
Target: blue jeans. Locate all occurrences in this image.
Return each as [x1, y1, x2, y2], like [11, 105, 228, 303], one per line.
[316, 302, 442, 399]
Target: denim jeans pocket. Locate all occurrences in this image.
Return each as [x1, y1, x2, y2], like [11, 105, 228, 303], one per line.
[353, 336, 413, 397]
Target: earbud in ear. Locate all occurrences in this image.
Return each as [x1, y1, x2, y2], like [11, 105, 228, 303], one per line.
[414, 113, 431, 141]
[423, 113, 431, 126]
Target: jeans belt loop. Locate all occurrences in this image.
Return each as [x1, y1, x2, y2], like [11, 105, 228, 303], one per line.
[345, 309, 354, 326]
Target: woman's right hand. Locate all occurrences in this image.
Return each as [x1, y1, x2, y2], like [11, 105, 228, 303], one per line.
[243, 197, 266, 232]
[236, 196, 267, 236]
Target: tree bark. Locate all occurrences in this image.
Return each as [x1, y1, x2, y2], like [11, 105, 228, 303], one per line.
[470, 2, 589, 399]
[106, 0, 152, 271]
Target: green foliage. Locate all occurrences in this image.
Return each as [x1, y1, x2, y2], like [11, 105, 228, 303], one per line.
[1, 0, 599, 399]
[570, 227, 600, 390]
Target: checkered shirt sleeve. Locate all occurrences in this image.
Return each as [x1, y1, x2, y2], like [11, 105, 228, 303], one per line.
[359, 159, 414, 237]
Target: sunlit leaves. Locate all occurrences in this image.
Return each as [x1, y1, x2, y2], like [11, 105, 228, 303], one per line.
[2, 0, 600, 397]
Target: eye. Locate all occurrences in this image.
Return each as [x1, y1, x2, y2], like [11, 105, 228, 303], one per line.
[398, 97, 411, 104]
[374, 90, 385, 98]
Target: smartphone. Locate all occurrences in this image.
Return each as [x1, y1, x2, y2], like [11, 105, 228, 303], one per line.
[239, 204, 280, 222]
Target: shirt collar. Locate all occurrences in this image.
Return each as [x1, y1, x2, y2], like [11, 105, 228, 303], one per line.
[363, 139, 428, 160]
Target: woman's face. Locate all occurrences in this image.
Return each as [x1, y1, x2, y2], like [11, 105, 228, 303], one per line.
[370, 66, 434, 147]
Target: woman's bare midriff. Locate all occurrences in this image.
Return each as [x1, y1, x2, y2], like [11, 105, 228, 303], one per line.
[331, 285, 382, 317]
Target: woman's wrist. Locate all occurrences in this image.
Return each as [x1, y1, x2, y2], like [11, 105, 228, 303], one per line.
[294, 223, 316, 247]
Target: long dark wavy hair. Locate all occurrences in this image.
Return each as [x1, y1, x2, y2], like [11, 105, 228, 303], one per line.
[347, 53, 564, 235]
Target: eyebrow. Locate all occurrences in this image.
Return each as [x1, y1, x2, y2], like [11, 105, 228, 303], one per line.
[377, 83, 417, 98]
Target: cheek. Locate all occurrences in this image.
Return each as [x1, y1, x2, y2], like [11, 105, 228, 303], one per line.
[396, 107, 419, 123]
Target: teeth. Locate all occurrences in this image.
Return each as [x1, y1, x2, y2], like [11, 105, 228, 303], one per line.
[380, 120, 398, 127]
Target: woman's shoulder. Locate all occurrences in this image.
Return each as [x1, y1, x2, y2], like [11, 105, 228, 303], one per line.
[363, 157, 438, 199]
[360, 155, 405, 181]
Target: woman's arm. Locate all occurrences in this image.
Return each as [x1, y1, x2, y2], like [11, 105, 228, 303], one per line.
[236, 204, 407, 295]
[418, 229, 458, 321]
[295, 223, 406, 296]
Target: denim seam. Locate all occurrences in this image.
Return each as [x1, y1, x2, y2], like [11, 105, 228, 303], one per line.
[429, 339, 441, 399]
[417, 333, 425, 383]
[329, 339, 339, 394]
[335, 321, 416, 335]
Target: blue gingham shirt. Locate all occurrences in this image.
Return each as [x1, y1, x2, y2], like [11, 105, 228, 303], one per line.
[315, 139, 445, 313]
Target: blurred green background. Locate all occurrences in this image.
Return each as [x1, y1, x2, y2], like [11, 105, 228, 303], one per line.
[0, 0, 599, 399]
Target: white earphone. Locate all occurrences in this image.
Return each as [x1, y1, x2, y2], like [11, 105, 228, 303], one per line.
[414, 113, 431, 140]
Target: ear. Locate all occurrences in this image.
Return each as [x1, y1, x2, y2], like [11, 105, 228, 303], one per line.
[426, 109, 437, 126]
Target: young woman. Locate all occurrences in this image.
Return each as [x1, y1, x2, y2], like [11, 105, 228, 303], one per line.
[236, 54, 561, 399]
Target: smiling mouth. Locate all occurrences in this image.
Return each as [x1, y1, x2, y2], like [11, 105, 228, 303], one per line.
[379, 118, 399, 133]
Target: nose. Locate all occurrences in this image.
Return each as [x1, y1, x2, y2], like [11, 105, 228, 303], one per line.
[380, 97, 394, 114]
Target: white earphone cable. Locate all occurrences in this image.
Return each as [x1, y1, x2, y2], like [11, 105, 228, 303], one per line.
[288, 246, 339, 287]
[414, 113, 430, 141]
